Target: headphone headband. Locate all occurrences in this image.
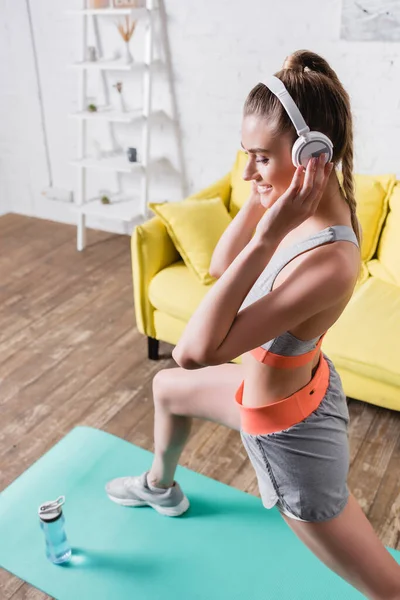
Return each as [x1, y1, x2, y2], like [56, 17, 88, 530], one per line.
[262, 75, 310, 138]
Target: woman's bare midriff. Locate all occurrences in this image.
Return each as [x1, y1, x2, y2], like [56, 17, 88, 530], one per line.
[240, 346, 322, 408]
[240, 284, 356, 408]
[240, 287, 352, 407]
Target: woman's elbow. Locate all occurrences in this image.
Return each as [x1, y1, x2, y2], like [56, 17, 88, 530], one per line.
[209, 270, 221, 280]
[208, 262, 223, 280]
[172, 346, 205, 370]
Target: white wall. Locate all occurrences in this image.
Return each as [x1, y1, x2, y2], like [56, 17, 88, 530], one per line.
[1, 0, 400, 231]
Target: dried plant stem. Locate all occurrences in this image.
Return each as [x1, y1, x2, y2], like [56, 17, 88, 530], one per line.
[116, 16, 136, 42]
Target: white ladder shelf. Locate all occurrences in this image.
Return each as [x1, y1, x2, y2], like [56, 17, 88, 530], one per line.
[68, 0, 187, 250]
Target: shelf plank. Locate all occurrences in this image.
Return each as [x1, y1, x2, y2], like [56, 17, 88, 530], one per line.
[69, 59, 147, 71]
[69, 107, 143, 122]
[72, 195, 145, 222]
[66, 8, 148, 17]
[70, 154, 144, 173]
[68, 107, 167, 123]
[69, 58, 164, 72]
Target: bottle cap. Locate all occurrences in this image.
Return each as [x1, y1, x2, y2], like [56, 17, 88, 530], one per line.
[38, 496, 65, 522]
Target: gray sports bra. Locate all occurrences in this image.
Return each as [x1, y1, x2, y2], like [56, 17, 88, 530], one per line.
[239, 225, 360, 364]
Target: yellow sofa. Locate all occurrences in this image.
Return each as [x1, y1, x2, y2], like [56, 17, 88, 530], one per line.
[132, 151, 400, 412]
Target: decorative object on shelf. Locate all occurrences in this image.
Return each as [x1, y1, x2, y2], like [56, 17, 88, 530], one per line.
[87, 103, 97, 112]
[115, 15, 136, 64]
[113, 81, 126, 112]
[101, 195, 111, 205]
[89, 0, 109, 7]
[127, 147, 137, 162]
[87, 46, 97, 62]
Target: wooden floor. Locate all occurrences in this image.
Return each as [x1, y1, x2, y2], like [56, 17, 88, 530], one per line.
[0, 214, 399, 599]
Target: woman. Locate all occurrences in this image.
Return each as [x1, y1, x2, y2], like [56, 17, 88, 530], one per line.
[106, 50, 400, 599]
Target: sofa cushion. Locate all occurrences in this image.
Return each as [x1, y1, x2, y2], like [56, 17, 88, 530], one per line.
[356, 262, 369, 290]
[322, 277, 400, 387]
[337, 172, 396, 262]
[366, 259, 397, 286]
[229, 151, 251, 218]
[148, 197, 232, 285]
[149, 261, 213, 322]
[186, 172, 232, 210]
[373, 182, 400, 286]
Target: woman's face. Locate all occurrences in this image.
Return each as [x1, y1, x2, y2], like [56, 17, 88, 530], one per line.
[241, 114, 296, 208]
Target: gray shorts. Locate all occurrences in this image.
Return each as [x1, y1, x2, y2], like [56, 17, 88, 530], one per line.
[240, 354, 350, 523]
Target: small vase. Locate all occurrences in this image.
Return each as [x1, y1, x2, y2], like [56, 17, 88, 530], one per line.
[124, 41, 133, 64]
[117, 93, 126, 113]
[127, 147, 137, 162]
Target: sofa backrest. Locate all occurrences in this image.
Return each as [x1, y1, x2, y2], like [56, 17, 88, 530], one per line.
[337, 172, 396, 263]
[228, 150, 396, 264]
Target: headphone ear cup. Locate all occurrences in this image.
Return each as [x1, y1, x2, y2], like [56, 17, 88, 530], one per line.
[292, 137, 305, 168]
[292, 132, 333, 168]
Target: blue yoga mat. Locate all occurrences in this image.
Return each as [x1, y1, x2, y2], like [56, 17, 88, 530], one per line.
[0, 426, 398, 599]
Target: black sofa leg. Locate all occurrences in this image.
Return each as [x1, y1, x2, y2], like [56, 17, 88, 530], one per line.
[148, 337, 159, 360]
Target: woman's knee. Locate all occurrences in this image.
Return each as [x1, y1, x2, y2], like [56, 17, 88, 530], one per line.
[151, 363, 242, 429]
[152, 368, 181, 410]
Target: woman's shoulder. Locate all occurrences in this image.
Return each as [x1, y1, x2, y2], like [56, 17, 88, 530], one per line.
[303, 236, 361, 309]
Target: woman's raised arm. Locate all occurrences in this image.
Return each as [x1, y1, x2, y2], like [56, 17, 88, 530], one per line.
[209, 185, 267, 278]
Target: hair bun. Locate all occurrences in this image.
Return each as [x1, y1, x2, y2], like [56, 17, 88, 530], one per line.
[283, 55, 312, 73]
[283, 56, 302, 71]
[283, 50, 338, 81]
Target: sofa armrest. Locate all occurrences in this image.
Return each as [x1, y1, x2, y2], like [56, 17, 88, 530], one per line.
[132, 216, 180, 337]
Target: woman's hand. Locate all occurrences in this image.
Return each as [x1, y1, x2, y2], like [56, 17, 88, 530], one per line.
[254, 153, 334, 244]
[248, 180, 263, 207]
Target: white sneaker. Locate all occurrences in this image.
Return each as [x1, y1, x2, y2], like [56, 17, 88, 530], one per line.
[105, 471, 190, 517]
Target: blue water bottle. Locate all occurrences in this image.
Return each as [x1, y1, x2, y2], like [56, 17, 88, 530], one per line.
[38, 496, 71, 564]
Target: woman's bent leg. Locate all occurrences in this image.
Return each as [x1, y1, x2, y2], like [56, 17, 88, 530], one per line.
[148, 363, 244, 488]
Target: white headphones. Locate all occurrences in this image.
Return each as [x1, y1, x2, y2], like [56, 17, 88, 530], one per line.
[262, 75, 333, 168]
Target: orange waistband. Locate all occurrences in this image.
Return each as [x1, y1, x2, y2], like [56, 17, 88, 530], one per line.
[249, 333, 326, 368]
[235, 353, 330, 435]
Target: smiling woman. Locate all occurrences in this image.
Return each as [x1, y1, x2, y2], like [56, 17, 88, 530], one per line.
[240, 123, 298, 208]
[107, 49, 400, 600]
